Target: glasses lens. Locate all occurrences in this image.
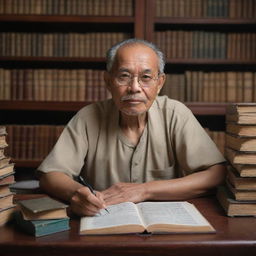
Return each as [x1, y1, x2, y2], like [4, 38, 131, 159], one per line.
[116, 74, 131, 86]
[139, 75, 155, 87]
[115, 74, 158, 87]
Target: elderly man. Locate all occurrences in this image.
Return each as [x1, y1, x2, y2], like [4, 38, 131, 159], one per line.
[38, 39, 226, 216]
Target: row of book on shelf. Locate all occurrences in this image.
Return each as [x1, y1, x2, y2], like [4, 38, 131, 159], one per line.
[0, 69, 111, 102]
[0, 0, 133, 16]
[154, 31, 256, 60]
[0, 32, 130, 58]
[4, 124, 224, 162]
[155, 0, 256, 19]
[5, 125, 64, 161]
[0, 0, 255, 18]
[156, 0, 256, 18]
[161, 71, 256, 103]
[1, 32, 255, 60]
[217, 103, 256, 216]
[1, 69, 255, 102]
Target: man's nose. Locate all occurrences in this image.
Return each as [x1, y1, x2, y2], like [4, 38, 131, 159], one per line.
[128, 77, 142, 92]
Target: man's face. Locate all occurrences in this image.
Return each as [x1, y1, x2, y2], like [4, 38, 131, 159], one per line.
[104, 44, 165, 116]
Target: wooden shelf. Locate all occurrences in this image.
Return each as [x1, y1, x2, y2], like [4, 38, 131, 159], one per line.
[185, 103, 227, 115]
[14, 159, 42, 168]
[0, 15, 134, 23]
[154, 17, 256, 25]
[0, 101, 227, 115]
[0, 56, 106, 63]
[0, 101, 90, 111]
[0, 57, 255, 66]
[165, 59, 256, 65]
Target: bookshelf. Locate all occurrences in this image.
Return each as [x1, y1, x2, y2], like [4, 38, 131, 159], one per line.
[0, 0, 255, 172]
[145, 0, 256, 104]
[0, 0, 145, 173]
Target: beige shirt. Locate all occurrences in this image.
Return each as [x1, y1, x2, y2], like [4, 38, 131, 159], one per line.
[38, 96, 225, 191]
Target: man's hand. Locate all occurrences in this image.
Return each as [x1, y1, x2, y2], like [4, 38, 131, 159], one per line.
[102, 182, 147, 205]
[70, 187, 106, 216]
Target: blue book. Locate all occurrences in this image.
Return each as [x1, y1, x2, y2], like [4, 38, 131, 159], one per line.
[14, 211, 70, 237]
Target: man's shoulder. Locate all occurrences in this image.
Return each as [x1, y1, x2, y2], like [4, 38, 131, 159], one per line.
[155, 96, 191, 115]
[76, 99, 114, 118]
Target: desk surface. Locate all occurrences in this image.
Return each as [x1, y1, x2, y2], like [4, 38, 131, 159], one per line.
[1, 196, 256, 256]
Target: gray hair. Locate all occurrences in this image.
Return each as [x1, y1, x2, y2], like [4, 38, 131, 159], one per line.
[106, 38, 165, 73]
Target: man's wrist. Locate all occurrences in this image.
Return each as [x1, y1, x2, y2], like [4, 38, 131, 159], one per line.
[68, 182, 84, 202]
[142, 182, 152, 201]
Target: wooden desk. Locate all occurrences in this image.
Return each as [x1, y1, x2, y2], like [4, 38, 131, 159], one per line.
[0, 196, 256, 256]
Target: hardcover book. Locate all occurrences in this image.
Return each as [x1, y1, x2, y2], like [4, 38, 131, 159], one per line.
[227, 165, 256, 190]
[0, 127, 7, 135]
[226, 103, 256, 125]
[18, 196, 68, 220]
[225, 134, 256, 151]
[226, 180, 256, 201]
[0, 157, 11, 169]
[0, 193, 14, 209]
[9, 180, 41, 194]
[0, 205, 16, 226]
[0, 184, 11, 195]
[14, 211, 70, 237]
[0, 135, 7, 148]
[80, 201, 215, 235]
[217, 186, 256, 217]
[226, 114, 256, 125]
[226, 103, 256, 114]
[232, 164, 256, 177]
[0, 164, 15, 178]
[225, 148, 256, 165]
[226, 123, 256, 137]
[0, 174, 15, 186]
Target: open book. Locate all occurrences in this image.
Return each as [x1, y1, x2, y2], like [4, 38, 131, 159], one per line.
[80, 201, 215, 235]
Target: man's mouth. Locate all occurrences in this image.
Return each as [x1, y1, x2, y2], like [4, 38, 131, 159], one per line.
[121, 95, 147, 104]
[125, 100, 142, 104]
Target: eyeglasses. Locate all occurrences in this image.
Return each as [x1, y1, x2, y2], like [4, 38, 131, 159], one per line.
[114, 73, 160, 87]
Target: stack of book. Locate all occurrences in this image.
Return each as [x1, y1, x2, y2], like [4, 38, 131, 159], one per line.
[217, 103, 256, 216]
[15, 196, 70, 237]
[0, 126, 16, 226]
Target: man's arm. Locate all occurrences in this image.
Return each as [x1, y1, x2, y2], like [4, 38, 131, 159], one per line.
[38, 171, 106, 216]
[102, 163, 227, 205]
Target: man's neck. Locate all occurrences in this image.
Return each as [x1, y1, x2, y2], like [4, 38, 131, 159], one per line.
[119, 112, 147, 145]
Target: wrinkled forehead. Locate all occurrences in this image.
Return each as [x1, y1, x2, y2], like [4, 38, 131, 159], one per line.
[112, 44, 159, 73]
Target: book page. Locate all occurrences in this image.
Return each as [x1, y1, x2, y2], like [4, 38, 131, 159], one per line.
[80, 202, 144, 233]
[137, 202, 211, 227]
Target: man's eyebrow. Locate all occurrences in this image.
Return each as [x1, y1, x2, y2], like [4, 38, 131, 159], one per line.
[143, 69, 153, 73]
[118, 68, 130, 72]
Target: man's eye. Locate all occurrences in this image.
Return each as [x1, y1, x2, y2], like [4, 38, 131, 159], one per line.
[141, 75, 152, 81]
[119, 74, 130, 78]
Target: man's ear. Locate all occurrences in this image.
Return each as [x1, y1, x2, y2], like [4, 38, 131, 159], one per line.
[157, 73, 166, 94]
[104, 71, 112, 92]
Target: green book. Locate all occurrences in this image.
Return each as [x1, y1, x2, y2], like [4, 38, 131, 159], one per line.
[14, 211, 70, 237]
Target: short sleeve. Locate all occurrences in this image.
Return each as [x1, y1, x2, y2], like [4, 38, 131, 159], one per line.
[37, 112, 88, 178]
[172, 106, 226, 175]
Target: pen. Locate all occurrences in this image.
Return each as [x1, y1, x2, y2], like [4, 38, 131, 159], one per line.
[78, 176, 109, 214]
